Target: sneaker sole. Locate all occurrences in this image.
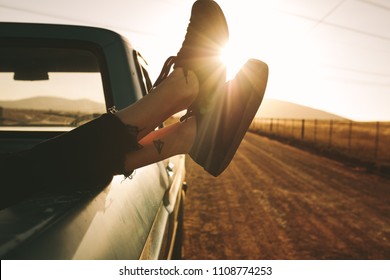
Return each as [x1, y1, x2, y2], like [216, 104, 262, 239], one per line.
[204, 59, 269, 176]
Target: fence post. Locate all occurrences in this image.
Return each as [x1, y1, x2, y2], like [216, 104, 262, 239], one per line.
[284, 119, 287, 135]
[291, 119, 294, 138]
[301, 119, 305, 140]
[374, 122, 380, 163]
[314, 119, 317, 142]
[328, 120, 333, 147]
[348, 121, 353, 152]
[270, 118, 273, 133]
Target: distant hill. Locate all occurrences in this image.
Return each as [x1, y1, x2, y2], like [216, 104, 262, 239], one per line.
[0, 96, 105, 113]
[257, 99, 347, 120]
[0, 96, 347, 120]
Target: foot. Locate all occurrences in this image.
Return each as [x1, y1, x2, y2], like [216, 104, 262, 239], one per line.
[153, 0, 229, 120]
[190, 59, 269, 176]
[115, 68, 198, 140]
[123, 117, 197, 173]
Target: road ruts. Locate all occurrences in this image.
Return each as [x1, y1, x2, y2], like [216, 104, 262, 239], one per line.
[182, 132, 390, 259]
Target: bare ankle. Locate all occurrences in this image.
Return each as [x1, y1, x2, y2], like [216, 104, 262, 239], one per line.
[113, 68, 198, 140]
[168, 68, 199, 110]
[179, 117, 197, 154]
[123, 117, 196, 172]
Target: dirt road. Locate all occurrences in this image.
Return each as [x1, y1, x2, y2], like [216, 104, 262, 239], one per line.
[182, 132, 390, 259]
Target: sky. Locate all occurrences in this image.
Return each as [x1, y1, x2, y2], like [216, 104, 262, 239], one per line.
[1, 0, 389, 121]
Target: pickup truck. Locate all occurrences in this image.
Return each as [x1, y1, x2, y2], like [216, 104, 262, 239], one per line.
[0, 22, 187, 259]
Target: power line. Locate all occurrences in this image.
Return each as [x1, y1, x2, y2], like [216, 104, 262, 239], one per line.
[309, 0, 346, 32]
[357, 0, 390, 11]
[324, 75, 390, 88]
[322, 64, 390, 78]
[0, 4, 156, 36]
[279, 9, 390, 42]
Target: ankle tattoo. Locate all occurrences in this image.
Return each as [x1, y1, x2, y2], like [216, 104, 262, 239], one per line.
[153, 139, 164, 154]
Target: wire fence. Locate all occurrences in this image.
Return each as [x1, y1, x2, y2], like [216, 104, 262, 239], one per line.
[250, 118, 390, 170]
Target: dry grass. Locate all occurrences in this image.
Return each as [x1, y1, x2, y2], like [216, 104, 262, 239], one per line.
[250, 118, 390, 171]
[0, 108, 99, 126]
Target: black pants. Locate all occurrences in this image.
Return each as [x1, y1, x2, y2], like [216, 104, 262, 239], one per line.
[0, 113, 140, 210]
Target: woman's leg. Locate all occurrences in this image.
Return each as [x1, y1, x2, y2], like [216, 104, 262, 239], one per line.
[123, 117, 196, 172]
[121, 59, 268, 176]
[13, 68, 198, 192]
[115, 68, 198, 140]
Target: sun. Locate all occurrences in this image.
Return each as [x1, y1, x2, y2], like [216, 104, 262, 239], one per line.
[219, 41, 249, 81]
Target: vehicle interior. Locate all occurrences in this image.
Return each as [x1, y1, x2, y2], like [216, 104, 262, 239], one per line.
[0, 32, 185, 260]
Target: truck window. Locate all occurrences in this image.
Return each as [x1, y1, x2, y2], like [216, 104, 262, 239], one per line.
[0, 46, 106, 129]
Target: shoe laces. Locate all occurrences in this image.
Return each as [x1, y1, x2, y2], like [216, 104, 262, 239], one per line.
[152, 56, 176, 88]
[153, 54, 192, 88]
[152, 55, 193, 122]
[153, 55, 193, 121]
[152, 14, 197, 89]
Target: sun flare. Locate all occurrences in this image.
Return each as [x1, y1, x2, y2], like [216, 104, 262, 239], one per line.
[220, 42, 250, 81]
